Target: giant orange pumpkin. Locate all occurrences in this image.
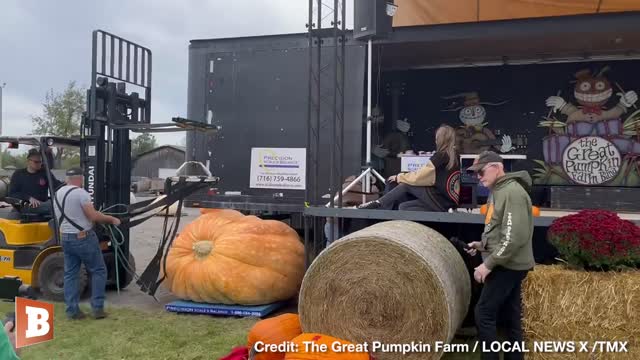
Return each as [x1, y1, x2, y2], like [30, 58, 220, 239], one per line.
[284, 333, 371, 360]
[200, 208, 223, 215]
[247, 313, 302, 360]
[163, 209, 305, 305]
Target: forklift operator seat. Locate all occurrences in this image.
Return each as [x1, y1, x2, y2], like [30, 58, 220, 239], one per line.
[1, 197, 53, 224]
[19, 212, 53, 224]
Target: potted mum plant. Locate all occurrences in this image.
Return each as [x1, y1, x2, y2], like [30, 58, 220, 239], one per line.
[547, 209, 640, 271]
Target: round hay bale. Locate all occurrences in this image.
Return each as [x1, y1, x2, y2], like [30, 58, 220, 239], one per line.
[298, 220, 470, 360]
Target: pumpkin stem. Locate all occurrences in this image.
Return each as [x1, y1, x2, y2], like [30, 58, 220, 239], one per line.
[192, 240, 214, 259]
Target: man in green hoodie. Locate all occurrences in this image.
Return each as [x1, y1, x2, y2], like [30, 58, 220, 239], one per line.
[466, 151, 535, 360]
[1, 320, 20, 360]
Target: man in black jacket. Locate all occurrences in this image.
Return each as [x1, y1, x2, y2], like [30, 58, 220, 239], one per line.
[8, 148, 64, 215]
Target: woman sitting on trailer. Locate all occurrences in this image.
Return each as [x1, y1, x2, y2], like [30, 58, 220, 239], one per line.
[358, 124, 460, 212]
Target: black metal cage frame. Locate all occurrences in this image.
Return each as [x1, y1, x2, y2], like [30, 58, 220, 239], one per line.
[304, 0, 348, 265]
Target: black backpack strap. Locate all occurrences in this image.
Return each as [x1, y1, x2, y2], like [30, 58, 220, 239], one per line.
[55, 187, 85, 232]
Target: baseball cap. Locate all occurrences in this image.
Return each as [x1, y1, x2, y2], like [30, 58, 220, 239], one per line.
[27, 148, 41, 159]
[66, 167, 84, 176]
[466, 151, 503, 172]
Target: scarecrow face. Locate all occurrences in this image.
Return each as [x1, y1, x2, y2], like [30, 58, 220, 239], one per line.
[459, 105, 486, 126]
[574, 76, 612, 107]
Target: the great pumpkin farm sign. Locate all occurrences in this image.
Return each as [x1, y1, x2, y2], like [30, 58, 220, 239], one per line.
[533, 65, 639, 187]
[562, 136, 621, 185]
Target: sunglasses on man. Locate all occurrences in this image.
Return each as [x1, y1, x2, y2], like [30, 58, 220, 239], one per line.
[477, 163, 498, 177]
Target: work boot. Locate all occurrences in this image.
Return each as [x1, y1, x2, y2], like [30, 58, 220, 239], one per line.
[357, 200, 382, 209]
[67, 311, 87, 320]
[92, 309, 107, 319]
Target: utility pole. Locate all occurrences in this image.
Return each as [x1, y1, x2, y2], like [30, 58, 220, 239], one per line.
[0, 82, 5, 135]
[0, 82, 5, 171]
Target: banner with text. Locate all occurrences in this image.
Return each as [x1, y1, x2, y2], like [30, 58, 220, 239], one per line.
[250, 148, 306, 190]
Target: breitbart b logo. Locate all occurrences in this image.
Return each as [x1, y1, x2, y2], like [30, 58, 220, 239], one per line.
[15, 297, 54, 348]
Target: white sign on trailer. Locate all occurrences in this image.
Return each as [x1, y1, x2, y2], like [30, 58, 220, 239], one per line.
[400, 155, 432, 172]
[250, 148, 306, 190]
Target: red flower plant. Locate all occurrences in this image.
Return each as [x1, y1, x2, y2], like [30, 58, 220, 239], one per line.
[548, 209, 640, 270]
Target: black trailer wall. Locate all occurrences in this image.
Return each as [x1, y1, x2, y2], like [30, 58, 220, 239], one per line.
[187, 34, 366, 210]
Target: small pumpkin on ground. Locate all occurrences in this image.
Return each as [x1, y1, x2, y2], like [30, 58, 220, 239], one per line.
[285, 333, 370, 360]
[248, 313, 302, 360]
[163, 209, 305, 305]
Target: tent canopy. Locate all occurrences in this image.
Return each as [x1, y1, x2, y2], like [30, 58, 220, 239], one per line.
[392, 0, 640, 27]
[377, 11, 640, 70]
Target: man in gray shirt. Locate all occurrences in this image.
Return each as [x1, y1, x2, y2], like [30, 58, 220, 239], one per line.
[53, 167, 120, 320]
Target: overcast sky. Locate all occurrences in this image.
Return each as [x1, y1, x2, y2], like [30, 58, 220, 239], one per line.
[1, 0, 353, 146]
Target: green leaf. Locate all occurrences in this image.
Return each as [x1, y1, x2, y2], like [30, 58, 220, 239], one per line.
[533, 159, 548, 168]
[29, 81, 85, 168]
[623, 109, 640, 124]
[132, 133, 158, 156]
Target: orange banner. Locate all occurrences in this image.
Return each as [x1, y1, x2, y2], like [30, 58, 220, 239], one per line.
[392, 0, 640, 27]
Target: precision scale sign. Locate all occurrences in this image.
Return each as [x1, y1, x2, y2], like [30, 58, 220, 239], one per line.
[250, 148, 306, 190]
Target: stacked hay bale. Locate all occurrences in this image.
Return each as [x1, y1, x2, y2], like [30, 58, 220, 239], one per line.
[298, 220, 471, 360]
[523, 265, 640, 360]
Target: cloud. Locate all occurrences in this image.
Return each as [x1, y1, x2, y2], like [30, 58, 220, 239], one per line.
[135, 100, 187, 146]
[0, 0, 353, 146]
[1, 91, 42, 136]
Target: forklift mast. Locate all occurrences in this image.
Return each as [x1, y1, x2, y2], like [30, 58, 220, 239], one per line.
[80, 30, 152, 286]
[78, 29, 219, 292]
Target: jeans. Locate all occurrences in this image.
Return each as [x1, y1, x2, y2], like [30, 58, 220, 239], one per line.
[475, 267, 529, 360]
[379, 182, 445, 211]
[61, 230, 107, 316]
[324, 221, 341, 246]
[9, 200, 53, 219]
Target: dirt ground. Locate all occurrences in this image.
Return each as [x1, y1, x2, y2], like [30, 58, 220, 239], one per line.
[101, 207, 200, 311]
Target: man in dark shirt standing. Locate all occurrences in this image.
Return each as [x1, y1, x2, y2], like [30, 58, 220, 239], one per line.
[8, 148, 64, 215]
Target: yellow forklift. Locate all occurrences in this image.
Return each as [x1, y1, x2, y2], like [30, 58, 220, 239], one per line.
[0, 30, 218, 302]
[0, 136, 121, 301]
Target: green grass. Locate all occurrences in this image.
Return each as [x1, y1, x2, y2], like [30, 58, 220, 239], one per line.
[0, 302, 256, 360]
[0, 301, 479, 360]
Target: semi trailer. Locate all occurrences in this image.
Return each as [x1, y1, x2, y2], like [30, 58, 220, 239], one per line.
[184, 3, 640, 265]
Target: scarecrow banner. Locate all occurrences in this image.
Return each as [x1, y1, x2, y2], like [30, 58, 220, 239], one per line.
[442, 92, 525, 155]
[535, 67, 639, 186]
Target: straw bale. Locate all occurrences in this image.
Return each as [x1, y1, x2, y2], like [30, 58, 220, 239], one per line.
[298, 220, 471, 360]
[523, 265, 640, 359]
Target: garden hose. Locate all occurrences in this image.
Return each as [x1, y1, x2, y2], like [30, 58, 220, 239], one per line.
[97, 180, 204, 298]
[100, 201, 178, 299]
[101, 220, 139, 296]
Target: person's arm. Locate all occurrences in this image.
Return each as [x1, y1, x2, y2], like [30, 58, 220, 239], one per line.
[8, 172, 28, 201]
[396, 153, 445, 186]
[78, 191, 120, 225]
[1, 322, 20, 360]
[483, 192, 530, 270]
[82, 202, 120, 225]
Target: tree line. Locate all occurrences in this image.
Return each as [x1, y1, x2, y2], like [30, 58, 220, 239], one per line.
[3, 81, 161, 169]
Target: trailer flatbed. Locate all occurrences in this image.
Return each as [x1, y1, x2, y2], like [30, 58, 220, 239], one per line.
[303, 206, 640, 227]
